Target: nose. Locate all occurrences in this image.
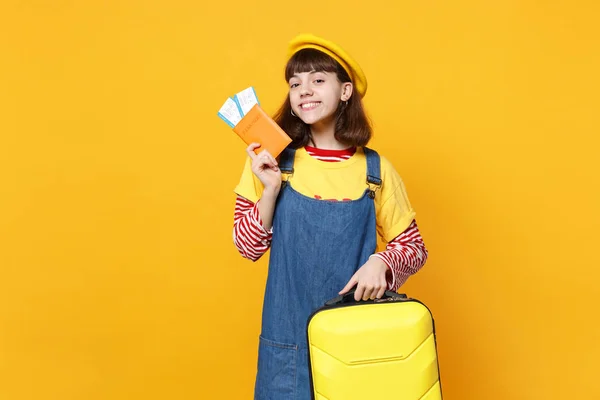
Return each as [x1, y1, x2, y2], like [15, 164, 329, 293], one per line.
[299, 83, 312, 96]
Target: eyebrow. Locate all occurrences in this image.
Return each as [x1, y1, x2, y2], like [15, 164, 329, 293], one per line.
[292, 70, 324, 78]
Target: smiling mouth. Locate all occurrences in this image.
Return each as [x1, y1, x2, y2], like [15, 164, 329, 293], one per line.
[299, 102, 321, 111]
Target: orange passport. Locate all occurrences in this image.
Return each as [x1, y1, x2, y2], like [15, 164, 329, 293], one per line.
[233, 104, 292, 157]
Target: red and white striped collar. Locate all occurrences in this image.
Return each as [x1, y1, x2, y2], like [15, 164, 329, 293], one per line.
[304, 145, 356, 160]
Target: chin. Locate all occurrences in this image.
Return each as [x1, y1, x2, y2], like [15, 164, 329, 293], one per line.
[300, 117, 318, 125]
[299, 112, 328, 125]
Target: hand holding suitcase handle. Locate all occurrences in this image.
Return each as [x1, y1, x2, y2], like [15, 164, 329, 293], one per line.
[324, 286, 408, 307]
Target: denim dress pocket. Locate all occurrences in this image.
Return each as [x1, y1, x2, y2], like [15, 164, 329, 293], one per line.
[254, 336, 298, 400]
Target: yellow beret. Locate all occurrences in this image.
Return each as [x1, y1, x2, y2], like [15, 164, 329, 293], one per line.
[287, 33, 368, 98]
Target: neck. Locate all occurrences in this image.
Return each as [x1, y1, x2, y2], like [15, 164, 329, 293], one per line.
[309, 119, 348, 150]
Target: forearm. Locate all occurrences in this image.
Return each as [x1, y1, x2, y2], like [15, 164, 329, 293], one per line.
[233, 196, 273, 261]
[371, 220, 429, 291]
[256, 187, 280, 231]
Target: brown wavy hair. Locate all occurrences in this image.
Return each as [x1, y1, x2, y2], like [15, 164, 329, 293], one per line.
[273, 48, 372, 149]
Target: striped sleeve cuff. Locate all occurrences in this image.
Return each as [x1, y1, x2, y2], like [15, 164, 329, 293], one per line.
[233, 197, 272, 261]
[370, 220, 428, 292]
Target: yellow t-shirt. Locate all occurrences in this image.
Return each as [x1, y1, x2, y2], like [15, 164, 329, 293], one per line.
[233, 147, 416, 242]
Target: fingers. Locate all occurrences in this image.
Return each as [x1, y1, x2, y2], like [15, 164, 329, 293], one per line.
[262, 151, 279, 171]
[341, 263, 388, 301]
[376, 282, 387, 299]
[249, 147, 279, 172]
[355, 281, 387, 301]
[361, 284, 374, 301]
[339, 274, 358, 295]
[247, 144, 277, 165]
[269, 153, 278, 168]
[354, 284, 365, 302]
[354, 284, 365, 301]
[246, 143, 261, 159]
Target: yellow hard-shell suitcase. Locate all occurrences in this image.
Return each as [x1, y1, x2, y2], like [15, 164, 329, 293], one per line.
[307, 289, 442, 400]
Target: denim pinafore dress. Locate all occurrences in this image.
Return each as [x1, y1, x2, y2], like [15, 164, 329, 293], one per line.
[254, 147, 382, 400]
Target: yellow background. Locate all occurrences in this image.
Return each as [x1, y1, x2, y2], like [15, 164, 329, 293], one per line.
[1, 1, 599, 399]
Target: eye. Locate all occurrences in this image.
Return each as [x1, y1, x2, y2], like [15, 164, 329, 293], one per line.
[290, 82, 299, 88]
[315, 79, 325, 83]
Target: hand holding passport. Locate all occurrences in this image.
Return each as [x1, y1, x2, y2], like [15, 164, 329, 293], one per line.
[218, 87, 292, 157]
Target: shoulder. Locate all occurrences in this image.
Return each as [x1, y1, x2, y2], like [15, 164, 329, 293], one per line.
[363, 147, 410, 207]
[380, 154, 403, 183]
[366, 148, 416, 241]
[363, 147, 404, 183]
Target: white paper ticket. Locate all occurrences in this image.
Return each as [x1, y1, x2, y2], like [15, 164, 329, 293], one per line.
[217, 97, 243, 128]
[234, 87, 260, 116]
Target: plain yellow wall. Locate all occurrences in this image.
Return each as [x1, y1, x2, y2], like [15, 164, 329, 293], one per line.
[1, 1, 599, 399]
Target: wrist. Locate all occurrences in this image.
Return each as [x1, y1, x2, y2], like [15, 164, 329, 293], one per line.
[262, 185, 280, 197]
[369, 254, 390, 271]
[261, 187, 279, 199]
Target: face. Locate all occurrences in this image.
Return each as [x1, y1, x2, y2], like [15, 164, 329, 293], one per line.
[288, 71, 352, 128]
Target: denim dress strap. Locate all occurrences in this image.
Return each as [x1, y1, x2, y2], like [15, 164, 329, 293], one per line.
[278, 147, 296, 182]
[364, 147, 382, 198]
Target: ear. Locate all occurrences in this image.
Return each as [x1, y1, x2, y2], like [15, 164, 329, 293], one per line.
[341, 82, 354, 101]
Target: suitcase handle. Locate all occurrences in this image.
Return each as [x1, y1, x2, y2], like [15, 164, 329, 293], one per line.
[324, 287, 408, 307]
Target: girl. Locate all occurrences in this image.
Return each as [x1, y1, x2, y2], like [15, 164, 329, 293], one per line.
[232, 34, 428, 399]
